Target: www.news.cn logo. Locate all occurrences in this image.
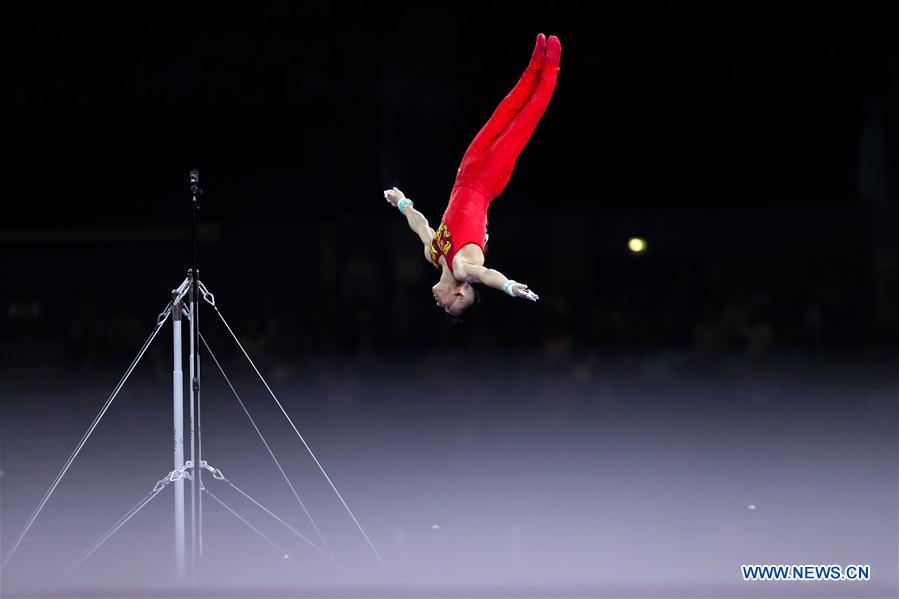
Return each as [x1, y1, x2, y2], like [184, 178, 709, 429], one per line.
[742, 564, 870, 582]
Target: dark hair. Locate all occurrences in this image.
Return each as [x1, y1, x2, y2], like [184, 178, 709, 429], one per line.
[450, 285, 481, 324]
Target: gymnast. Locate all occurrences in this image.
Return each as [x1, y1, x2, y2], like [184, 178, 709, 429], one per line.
[385, 33, 561, 316]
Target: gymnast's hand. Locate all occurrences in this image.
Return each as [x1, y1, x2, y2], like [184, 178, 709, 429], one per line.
[383, 186, 406, 208]
[386, 186, 435, 247]
[510, 282, 539, 302]
[454, 263, 540, 303]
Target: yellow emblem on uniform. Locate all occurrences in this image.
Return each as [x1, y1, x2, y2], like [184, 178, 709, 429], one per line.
[429, 223, 452, 268]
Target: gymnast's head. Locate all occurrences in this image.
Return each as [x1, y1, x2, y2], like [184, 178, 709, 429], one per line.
[432, 280, 480, 317]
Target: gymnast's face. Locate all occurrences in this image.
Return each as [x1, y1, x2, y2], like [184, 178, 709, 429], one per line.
[432, 281, 475, 316]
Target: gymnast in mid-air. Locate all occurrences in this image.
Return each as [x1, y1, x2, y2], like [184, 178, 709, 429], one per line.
[385, 33, 561, 316]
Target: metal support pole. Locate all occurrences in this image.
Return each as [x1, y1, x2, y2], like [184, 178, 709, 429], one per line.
[188, 290, 198, 572]
[194, 290, 203, 559]
[188, 169, 204, 574]
[172, 301, 186, 579]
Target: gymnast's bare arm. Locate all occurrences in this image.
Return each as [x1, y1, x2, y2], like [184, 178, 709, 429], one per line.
[453, 261, 539, 301]
[384, 187, 434, 246]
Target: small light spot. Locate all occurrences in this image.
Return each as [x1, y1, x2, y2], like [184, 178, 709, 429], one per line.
[628, 237, 647, 254]
[283, 554, 290, 559]
[431, 524, 440, 530]
[747, 504, 756, 511]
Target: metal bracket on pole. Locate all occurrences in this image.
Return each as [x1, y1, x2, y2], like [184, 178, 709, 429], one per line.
[197, 281, 216, 307]
[172, 277, 191, 302]
[198, 460, 226, 482]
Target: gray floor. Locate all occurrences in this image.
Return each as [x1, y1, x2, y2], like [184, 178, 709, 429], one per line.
[2, 352, 897, 598]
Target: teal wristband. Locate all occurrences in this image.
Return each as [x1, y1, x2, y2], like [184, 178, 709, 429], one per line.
[503, 280, 517, 296]
[397, 198, 413, 214]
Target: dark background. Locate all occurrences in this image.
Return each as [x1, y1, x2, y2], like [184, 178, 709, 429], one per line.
[5, 1, 898, 357]
[2, 2, 899, 597]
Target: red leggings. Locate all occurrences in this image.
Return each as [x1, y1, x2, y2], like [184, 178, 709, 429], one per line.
[433, 35, 560, 271]
[454, 34, 561, 199]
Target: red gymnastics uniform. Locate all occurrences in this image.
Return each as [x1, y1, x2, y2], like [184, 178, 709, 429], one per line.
[429, 34, 561, 273]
